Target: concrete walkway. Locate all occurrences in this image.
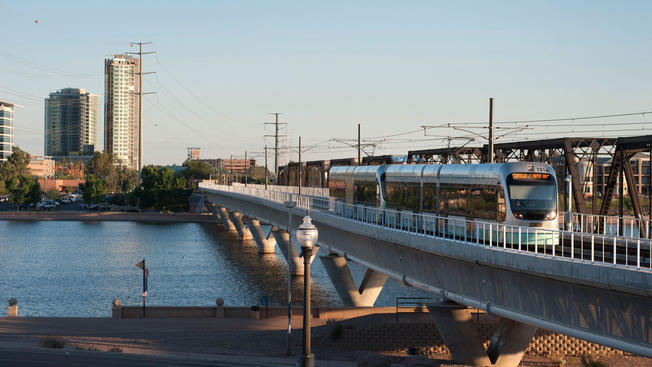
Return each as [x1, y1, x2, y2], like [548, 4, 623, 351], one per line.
[0, 317, 363, 366]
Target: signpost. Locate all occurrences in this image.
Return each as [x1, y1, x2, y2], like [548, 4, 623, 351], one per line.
[136, 259, 148, 318]
[261, 296, 269, 318]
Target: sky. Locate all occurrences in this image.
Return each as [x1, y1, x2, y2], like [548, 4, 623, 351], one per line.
[1, 1, 651, 165]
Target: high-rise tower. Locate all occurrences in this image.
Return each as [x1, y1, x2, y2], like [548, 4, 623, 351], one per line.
[0, 100, 16, 161]
[44, 88, 99, 156]
[104, 54, 140, 168]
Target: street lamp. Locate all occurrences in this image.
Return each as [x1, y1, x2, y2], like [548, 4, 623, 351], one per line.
[284, 199, 296, 357]
[296, 215, 318, 367]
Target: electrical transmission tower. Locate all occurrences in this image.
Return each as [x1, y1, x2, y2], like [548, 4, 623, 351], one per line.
[127, 42, 156, 183]
[264, 113, 287, 179]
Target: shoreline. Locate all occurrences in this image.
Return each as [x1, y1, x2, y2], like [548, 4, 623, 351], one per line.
[0, 211, 217, 223]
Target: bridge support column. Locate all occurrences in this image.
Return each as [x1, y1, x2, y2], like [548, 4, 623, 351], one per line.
[271, 229, 319, 276]
[320, 253, 388, 307]
[427, 302, 536, 367]
[227, 211, 253, 240]
[244, 218, 276, 254]
[215, 206, 237, 232]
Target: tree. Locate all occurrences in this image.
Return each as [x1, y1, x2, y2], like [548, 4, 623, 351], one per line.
[46, 188, 60, 200]
[79, 174, 107, 204]
[138, 165, 190, 212]
[116, 166, 138, 192]
[181, 160, 212, 180]
[86, 152, 117, 192]
[5, 175, 40, 207]
[5, 146, 31, 177]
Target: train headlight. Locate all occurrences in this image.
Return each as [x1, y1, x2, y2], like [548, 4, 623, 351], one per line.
[545, 211, 557, 220]
[513, 213, 524, 219]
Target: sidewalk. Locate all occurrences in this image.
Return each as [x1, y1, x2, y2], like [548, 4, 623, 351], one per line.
[0, 316, 369, 366]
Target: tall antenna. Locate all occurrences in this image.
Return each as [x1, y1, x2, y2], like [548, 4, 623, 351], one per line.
[127, 42, 156, 183]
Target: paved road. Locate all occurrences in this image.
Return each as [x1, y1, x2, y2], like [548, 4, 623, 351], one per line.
[0, 349, 294, 367]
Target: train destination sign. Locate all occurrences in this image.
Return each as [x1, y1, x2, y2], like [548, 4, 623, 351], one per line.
[511, 173, 551, 180]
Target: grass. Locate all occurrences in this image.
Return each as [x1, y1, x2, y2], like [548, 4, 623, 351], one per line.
[41, 336, 65, 349]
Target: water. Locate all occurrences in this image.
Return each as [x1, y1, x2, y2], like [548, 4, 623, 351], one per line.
[0, 220, 430, 317]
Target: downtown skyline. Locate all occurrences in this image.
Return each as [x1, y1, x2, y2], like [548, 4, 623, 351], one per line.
[1, 1, 652, 166]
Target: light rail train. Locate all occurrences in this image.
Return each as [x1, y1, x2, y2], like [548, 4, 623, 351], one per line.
[328, 162, 559, 246]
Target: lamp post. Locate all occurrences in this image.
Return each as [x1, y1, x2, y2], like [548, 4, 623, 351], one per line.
[296, 215, 318, 367]
[284, 199, 296, 356]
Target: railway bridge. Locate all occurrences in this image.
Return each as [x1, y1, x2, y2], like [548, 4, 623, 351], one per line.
[198, 182, 652, 366]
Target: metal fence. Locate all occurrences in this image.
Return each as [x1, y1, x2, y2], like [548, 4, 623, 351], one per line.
[200, 182, 652, 272]
[559, 211, 651, 239]
[230, 183, 330, 197]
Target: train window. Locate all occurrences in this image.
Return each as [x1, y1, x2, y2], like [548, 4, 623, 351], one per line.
[385, 181, 419, 212]
[440, 183, 502, 221]
[422, 184, 436, 213]
[329, 178, 346, 200]
[354, 180, 378, 206]
[507, 173, 557, 220]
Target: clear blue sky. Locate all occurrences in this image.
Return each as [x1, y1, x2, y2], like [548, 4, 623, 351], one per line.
[1, 1, 651, 165]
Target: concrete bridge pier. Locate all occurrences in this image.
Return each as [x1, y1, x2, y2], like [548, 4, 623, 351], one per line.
[320, 253, 388, 307]
[271, 229, 320, 276]
[427, 302, 536, 367]
[244, 218, 277, 254]
[227, 211, 253, 241]
[212, 206, 236, 232]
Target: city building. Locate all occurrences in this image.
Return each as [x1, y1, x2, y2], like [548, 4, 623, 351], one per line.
[0, 100, 17, 161]
[28, 155, 55, 178]
[199, 158, 256, 175]
[593, 153, 651, 197]
[187, 147, 201, 161]
[44, 88, 99, 156]
[104, 54, 140, 169]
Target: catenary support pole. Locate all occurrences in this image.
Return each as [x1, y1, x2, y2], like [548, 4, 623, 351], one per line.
[265, 145, 269, 190]
[489, 97, 494, 164]
[357, 123, 361, 165]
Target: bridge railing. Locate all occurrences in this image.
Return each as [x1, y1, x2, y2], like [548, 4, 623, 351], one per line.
[559, 211, 651, 239]
[230, 183, 330, 197]
[200, 182, 652, 272]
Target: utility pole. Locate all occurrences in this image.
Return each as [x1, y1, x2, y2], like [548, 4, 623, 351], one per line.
[489, 97, 494, 164]
[265, 113, 287, 181]
[229, 154, 233, 185]
[298, 137, 302, 196]
[127, 42, 156, 184]
[244, 150, 248, 187]
[264, 145, 269, 190]
[357, 123, 361, 165]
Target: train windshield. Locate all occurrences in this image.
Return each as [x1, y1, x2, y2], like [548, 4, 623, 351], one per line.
[507, 173, 557, 219]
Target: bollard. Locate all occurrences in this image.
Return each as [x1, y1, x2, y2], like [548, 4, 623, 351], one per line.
[250, 305, 261, 320]
[216, 298, 225, 318]
[8, 298, 17, 318]
[112, 299, 122, 319]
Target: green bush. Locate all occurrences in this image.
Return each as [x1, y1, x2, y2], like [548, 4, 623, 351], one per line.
[41, 336, 65, 349]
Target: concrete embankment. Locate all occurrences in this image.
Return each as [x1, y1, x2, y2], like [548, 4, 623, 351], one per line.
[0, 211, 216, 223]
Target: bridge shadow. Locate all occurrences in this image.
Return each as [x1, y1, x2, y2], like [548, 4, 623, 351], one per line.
[199, 223, 338, 308]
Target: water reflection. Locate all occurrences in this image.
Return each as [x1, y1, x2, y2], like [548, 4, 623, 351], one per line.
[0, 220, 428, 317]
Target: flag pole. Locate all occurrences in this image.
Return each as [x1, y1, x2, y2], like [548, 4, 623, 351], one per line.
[142, 258, 146, 318]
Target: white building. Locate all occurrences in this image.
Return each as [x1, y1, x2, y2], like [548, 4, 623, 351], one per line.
[0, 100, 18, 161]
[104, 55, 140, 169]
